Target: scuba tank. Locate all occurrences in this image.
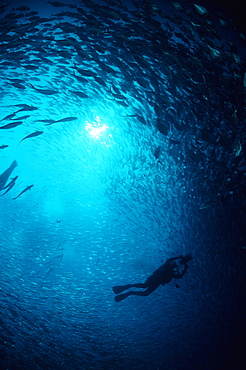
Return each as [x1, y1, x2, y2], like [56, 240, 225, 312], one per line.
[174, 254, 193, 288]
[180, 254, 193, 265]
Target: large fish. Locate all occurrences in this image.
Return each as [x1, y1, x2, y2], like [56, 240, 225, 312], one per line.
[19, 131, 44, 143]
[45, 117, 78, 126]
[0, 111, 19, 121]
[0, 160, 18, 191]
[0, 121, 22, 129]
[55, 117, 78, 123]
[17, 106, 39, 113]
[0, 182, 16, 196]
[3, 176, 18, 190]
[0, 176, 18, 196]
[13, 185, 34, 200]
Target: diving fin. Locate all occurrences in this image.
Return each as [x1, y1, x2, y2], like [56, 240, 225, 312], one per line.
[114, 293, 129, 302]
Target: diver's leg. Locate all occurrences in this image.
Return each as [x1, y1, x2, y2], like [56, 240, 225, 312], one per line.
[127, 282, 148, 289]
[127, 284, 158, 297]
[114, 284, 158, 302]
[113, 282, 148, 294]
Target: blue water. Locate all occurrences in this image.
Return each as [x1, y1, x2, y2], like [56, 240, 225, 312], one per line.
[0, 0, 246, 369]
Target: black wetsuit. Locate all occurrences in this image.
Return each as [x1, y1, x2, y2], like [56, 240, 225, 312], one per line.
[113, 256, 189, 302]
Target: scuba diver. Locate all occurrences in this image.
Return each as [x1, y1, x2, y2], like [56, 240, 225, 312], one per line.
[113, 254, 193, 302]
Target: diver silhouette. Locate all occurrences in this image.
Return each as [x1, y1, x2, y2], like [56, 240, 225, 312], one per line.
[113, 254, 192, 302]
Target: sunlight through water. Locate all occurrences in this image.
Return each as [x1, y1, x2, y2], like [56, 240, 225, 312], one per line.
[85, 116, 108, 139]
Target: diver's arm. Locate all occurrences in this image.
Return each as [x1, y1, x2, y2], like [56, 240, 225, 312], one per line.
[166, 256, 183, 263]
[173, 264, 188, 279]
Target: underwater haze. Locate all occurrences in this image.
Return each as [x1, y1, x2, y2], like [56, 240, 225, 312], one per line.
[0, 0, 246, 369]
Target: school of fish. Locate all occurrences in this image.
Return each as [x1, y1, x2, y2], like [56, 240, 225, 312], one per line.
[0, 0, 245, 210]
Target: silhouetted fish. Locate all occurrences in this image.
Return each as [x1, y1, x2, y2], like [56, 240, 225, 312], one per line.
[55, 117, 78, 123]
[13, 185, 34, 200]
[19, 131, 44, 143]
[0, 176, 18, 196]
[0, 121, 22, 129]
[36, 119, 56, 124]
[45, 117, 78, 126]
[0, 160, 18, 191]
[3, 176, 18, 190]
[29, 84, 59, 95]
[0, 111, 19, 121]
